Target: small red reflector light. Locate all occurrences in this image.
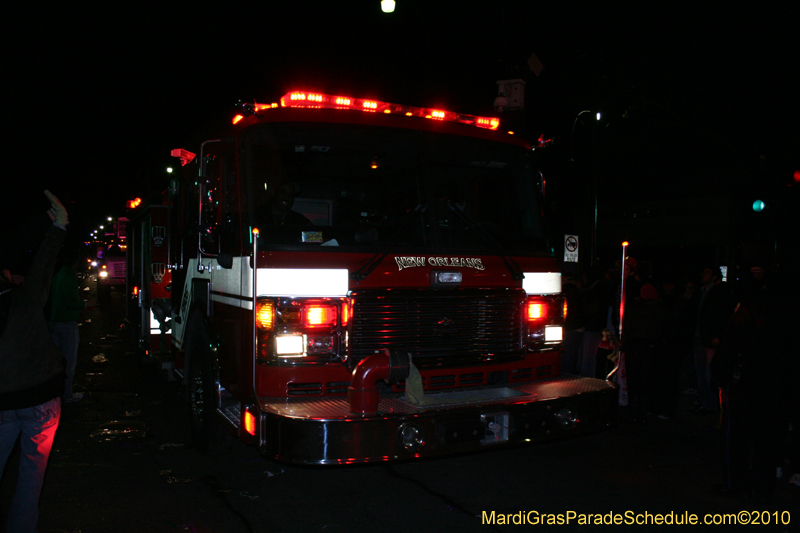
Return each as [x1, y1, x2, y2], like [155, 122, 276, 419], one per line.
[341, 302, 350, 326]
[244, 410, 256, 436]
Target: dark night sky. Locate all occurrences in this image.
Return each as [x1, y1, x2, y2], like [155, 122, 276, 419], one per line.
[5, 1, 798, 243]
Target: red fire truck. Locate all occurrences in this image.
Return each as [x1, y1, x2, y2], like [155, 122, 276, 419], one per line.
[127, 89, 617, 464]
[126, 203, 172, 361]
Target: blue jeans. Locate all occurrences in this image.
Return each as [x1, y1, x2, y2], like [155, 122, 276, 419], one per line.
[0, 397, 61, 533]
[48, 321, 79, 400]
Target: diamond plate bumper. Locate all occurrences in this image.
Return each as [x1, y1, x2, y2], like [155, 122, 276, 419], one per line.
[256, 375, 618, 464]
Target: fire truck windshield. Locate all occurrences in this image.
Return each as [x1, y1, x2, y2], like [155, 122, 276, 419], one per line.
[243, 122, 547, 255]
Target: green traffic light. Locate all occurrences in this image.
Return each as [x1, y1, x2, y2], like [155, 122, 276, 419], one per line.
[752, 199, 765, 212]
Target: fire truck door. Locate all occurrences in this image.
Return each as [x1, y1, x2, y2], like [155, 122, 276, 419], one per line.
[198, 140, 244, 394]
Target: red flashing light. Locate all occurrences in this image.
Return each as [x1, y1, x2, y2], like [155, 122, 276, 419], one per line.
[476, 117, 500, 130]
[244, 410, 256, 436]
[276, 91, 500, 131]
[527, 301, 547, 321]
[127, 198, 142, 209]
[170, 148, 196, 166]
[233, 114, 244, 125]
[303, 305, 337, 327]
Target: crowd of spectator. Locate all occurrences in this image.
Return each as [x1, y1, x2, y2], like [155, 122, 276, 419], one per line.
[562, 257, 799, 502]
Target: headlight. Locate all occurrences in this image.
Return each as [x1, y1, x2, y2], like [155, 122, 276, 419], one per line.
[275, 334, 306, 357]
[99, 270, 109, 278]
[544, 326, 563, 342]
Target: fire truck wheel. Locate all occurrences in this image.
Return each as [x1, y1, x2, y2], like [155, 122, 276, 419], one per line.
[184, 313, 225, 452]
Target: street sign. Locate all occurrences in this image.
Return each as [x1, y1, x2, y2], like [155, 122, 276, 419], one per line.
[564, 235, 579, 263]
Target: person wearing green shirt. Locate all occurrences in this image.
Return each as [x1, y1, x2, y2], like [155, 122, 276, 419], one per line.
[47, 245, 90, 402]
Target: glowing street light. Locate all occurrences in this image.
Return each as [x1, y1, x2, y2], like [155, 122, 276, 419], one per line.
[381, 0, 395, 13]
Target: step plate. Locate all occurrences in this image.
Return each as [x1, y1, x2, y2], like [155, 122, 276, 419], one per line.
[259, 374, 615, 420]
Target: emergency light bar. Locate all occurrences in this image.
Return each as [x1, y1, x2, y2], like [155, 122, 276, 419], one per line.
[272, 91, 500, 131]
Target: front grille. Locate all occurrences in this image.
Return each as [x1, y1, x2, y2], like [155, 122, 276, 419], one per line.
[350, 289, 526, 369]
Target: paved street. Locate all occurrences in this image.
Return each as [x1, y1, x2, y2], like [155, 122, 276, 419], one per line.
[2, 281, 797, 533]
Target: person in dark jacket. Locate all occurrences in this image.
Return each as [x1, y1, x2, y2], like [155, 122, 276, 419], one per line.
[623, 282, 669, 423]
[0, 190, 68, 533]
[693, 267, 735, 413]
[712, 273, 798, 502]
[47, 245, 89, 403]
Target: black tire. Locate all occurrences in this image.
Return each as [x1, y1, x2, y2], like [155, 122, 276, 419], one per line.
[184, 312, 226, 452]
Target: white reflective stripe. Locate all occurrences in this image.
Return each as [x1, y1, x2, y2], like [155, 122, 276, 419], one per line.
[257, 268, 349, 297]
[522, 272, 561, 295]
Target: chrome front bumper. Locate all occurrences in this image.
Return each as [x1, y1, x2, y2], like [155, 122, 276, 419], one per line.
[257, 375, 618, 465]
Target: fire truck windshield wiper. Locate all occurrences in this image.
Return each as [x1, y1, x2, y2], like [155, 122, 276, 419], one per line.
[445, 201, 524, 281]
[350, 204, 428, 282]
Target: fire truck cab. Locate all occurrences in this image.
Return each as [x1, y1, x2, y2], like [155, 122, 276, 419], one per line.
[129, 90, 617, 464]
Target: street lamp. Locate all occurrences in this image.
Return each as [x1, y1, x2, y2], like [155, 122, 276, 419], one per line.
[570, 110, 603, 267]
[381, 0, 395, 13]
